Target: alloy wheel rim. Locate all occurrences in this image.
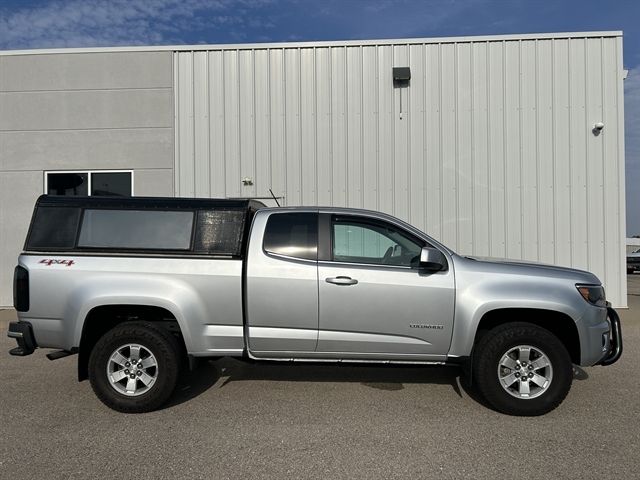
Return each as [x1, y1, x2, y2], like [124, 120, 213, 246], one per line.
[107, 344, 158, 397]
[497, 345, 553, 400]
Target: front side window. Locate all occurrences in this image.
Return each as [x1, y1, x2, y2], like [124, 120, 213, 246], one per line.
[78, 209, 194, 250]
[46, 171, 132, 197]
[263, 212, 318, 261]
[332, 217, 423, 267]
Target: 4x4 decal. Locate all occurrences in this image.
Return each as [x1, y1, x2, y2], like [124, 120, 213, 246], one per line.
[39, 259, 75, 267]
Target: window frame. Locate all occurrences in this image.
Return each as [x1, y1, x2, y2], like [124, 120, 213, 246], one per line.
[44, 170, 135, 197]
[325, 214, 426, 269]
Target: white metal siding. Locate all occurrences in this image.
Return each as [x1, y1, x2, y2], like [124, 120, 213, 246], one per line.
[173, 33, 627, 307]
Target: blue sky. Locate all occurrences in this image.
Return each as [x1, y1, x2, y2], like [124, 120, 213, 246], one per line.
[1, 0, 638, 234]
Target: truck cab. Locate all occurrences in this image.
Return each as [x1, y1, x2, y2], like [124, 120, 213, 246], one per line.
[246, 208, 455, 360]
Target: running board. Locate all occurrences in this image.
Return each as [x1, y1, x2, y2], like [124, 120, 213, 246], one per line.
[46, 349, 77, 361]
[246, 353, 449, 366]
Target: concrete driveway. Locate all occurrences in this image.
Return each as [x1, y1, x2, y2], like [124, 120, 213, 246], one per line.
[1, 278, 639, 479]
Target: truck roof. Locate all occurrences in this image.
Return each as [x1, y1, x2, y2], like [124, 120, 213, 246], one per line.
[25, 195, 268, 256]
[35, 195, 266, 211]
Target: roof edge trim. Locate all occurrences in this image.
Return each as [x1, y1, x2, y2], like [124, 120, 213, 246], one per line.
[0, 31, 623, 57]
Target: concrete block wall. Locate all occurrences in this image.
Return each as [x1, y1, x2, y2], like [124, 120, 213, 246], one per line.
[0, 51, 175, 306]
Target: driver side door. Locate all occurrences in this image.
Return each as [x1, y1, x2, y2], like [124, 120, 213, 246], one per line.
[316, 213, 455, 360]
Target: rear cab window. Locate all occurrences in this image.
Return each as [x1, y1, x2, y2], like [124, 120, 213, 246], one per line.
[263, 212, 318, 261]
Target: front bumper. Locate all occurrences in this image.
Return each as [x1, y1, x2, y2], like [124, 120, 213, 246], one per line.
[7, 321, 37, 356]
[598, 306, 622, 366]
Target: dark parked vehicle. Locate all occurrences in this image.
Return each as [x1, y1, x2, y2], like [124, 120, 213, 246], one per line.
[627, 248, 640, 274]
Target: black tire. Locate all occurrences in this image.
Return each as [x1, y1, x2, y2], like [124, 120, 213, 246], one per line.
[88, 321, 180, 413]
[473, 322, 573, 416]
[628, 267, 634, 275]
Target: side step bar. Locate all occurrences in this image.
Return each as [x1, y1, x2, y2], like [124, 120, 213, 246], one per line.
[46, 349, 77, 361]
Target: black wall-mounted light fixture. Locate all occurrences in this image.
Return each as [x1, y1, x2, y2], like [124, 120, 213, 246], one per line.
[392, 67, 411, 87]
[393, 67, 411, 120]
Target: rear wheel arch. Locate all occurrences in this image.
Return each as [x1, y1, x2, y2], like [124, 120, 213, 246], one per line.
[78, 304, 187, 381]
[88, 321, 181, 412]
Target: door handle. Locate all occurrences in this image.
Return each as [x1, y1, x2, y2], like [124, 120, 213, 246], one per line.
[325, 276, 358, 286]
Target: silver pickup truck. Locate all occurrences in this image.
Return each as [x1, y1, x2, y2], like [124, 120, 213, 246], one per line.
[8, 195, 622, 416]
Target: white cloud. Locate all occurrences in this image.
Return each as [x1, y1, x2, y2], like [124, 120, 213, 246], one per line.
[625, 67, 640, 235]
[0, 0, 487, 50]
[0, 0, 274, 49]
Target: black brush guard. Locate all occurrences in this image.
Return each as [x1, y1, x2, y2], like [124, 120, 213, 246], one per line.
[599, 305, 623, 366]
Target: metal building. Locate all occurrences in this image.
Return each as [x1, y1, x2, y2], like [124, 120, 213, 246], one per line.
[0, 31, 627, 307]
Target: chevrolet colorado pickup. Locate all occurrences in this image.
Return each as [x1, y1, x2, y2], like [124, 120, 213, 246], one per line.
[8, 195, 622, 415]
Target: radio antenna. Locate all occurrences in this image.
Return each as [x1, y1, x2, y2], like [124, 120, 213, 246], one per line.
[269, 188, 281, 207]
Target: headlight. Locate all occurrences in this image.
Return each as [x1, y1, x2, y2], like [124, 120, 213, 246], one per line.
[576, 285, 606, 307]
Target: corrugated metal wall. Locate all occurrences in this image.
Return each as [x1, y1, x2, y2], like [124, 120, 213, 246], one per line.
[173, 33, 627, 307]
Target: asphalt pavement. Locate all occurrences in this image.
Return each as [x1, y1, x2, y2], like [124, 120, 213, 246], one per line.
[1, 277, 639, 479]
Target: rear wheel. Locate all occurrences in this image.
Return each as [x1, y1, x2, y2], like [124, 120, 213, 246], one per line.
[473, 322, 573, 416]
[88, 322, 180, 413]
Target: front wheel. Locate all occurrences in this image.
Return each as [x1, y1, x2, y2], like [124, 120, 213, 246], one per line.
[473, 322, 573, 416]
[88, 322, 180, 413]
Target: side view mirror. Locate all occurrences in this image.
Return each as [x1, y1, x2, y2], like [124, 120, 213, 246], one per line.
[419, 247, 447, 271]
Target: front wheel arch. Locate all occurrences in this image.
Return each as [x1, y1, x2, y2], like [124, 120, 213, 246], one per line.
[473, 308, 580, 365]
[472, 321, 573, 415]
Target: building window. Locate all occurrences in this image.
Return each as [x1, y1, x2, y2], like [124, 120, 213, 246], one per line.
[45, 171, 133, 197]
[46, 172, 89, 196]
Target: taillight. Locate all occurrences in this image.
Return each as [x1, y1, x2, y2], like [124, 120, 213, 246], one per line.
[13, 266, 29, 312]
